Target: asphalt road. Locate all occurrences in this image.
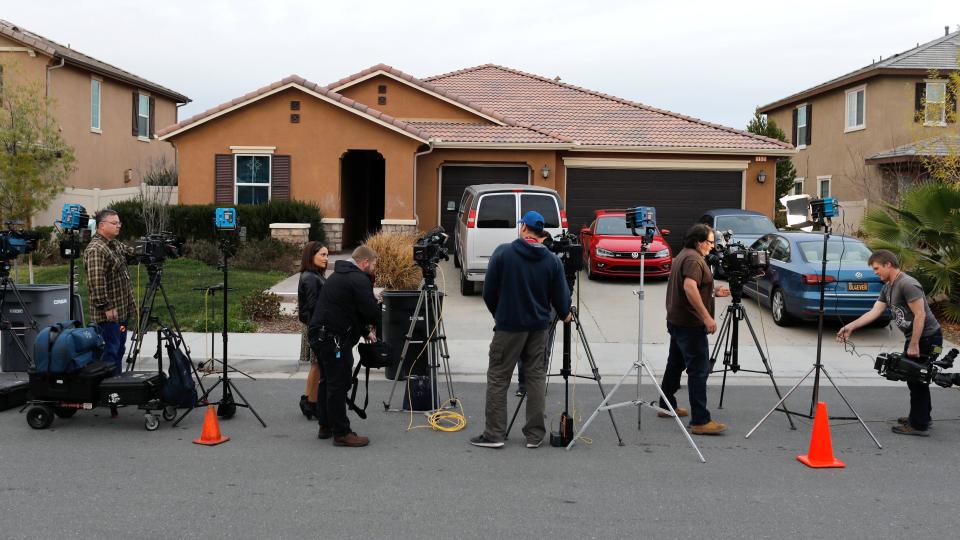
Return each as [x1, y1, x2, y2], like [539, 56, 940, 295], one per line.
[1, 379, 959, 539]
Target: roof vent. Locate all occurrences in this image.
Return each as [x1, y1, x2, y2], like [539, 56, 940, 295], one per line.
[947, 26, 950, 36]
[554, 76, 561, 82]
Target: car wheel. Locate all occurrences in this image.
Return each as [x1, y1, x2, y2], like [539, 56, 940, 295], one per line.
[586, 256, 597, 281]
[460, 270, 475, 296]
[770, 288, 796, 327]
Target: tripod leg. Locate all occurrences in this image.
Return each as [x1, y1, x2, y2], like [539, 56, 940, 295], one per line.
[225, 379, 267, 428]
[505, 393, 526, 440]
[745, 365, 814, 439]
[574, 313, 624, 446]
[172, 377, 222, 427]
[568, 361, 637, 451]
[819, 366, 881, 449]
[741, 311, 796, 430]
[157, 282, 209, 396]
[0, 281, 35, 364]
[383, 289, 427, 410]
[637, 360, 706, 463]
[715, 313, 733, 409]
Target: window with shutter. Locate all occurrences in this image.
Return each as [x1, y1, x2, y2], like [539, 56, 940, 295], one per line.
[795, 105, 808, 148]
[924, 81, 947, 126]
[137, 94, 150, 138]
[214, 154, 234, 204]
[235, 155, 271, 204]
[805, 104, 812, 146]
[271, 155, 291, 201]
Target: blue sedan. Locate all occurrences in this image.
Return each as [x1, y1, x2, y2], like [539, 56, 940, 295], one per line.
[743, 232, 887, 326]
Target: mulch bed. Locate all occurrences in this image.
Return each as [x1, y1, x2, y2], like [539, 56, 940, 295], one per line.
[255, 315, 302, 334]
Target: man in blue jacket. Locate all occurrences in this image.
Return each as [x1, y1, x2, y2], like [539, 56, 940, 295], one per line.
[471, 211, 572, 449]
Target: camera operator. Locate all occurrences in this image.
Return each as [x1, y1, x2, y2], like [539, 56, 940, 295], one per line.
[837, 249, 942, 436]
[83, 209, 137, 377]
[309, 245, 380, 447]
[659, 224, 731, 435]
[470, 211, 572, 449]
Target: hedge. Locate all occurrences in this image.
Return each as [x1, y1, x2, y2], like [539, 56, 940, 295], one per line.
[108, 200, 325, 243]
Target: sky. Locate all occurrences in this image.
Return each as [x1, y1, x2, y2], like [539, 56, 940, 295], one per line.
[3, 1, 958, 130]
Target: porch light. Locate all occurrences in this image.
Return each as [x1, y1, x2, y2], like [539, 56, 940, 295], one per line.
[757, 170, 767, 184]
[541, 164, 551, 179]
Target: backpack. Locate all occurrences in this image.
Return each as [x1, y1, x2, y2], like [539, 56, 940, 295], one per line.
[33, 321, 104, 373]
[161, 334, 198, 408]
[347, 341, 398, 419]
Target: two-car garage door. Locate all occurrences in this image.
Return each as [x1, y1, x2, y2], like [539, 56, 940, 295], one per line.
[566, 168, 743, 253]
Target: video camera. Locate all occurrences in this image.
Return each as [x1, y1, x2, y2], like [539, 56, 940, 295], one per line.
[413, 226, 449, 270]
[0, 222, 41, 261]
[707, 230, 769, 287]
[134, 232, 184, 266]
[874, 347, 959, 385]
[545, 231, 583, 290]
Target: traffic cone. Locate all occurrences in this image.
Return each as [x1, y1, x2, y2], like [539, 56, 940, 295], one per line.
[796, 401, 845, 468]
[193, 405, 230, 446]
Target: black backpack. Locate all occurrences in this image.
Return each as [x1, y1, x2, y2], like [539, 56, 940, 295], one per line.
[347, 341, 398, 419]
[162, 336, 198, 408]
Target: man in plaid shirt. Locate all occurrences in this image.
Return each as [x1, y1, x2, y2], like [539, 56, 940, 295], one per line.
[84, 209, 138, 375]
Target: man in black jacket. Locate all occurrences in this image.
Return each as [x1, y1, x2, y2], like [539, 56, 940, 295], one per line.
[309, 245, 381, 447]
[470, 211, 572, 449]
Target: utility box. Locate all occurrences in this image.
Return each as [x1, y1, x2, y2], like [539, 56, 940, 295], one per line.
[1, 284, 75, 372]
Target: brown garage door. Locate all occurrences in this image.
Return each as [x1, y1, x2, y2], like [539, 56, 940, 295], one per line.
[439, 165, 528, 244]
[566, 168, 742, 252]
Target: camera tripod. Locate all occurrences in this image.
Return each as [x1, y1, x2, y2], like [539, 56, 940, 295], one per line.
[0, 266, 36, 368]
[383, 264, 457, 414]
[746, 222, 881, 448]
[174, 235, 266, 427]
[709, 283, 796, 430]
[504, 305, 624, 446]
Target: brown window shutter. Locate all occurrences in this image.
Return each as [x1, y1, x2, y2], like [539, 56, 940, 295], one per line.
[149, 97, 156, 137]
[791, 108, 798, 146]
[948, 86, 957, 123]
[215, 154, 235, 204]
[271, 155, 291, 200]
[132, 92, 139, 136]
[805, 104, 812, 146]
[915, 82, 926, 122]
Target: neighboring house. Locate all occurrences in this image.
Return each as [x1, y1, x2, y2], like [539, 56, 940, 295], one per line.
[759, 28, 960, 228]
[0, 20, 190, 225]
[160, 63, 792, 252]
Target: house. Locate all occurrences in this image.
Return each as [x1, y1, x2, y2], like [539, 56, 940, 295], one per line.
[758, 28, 959, 226]
[0, 20, 190, 225]
[159, 64, 792, 252]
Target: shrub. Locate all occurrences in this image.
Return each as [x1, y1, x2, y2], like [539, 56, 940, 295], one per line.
[240, 288, 282, 321]
[183, 239, 221, 267]
[28, 226, 66, 266]
[364, 230, 422, 290]
[233, 238, 300, 273]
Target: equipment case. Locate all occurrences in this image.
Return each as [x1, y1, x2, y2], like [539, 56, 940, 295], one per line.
[0, 379, 30, 410]
[98, 372, 165, 406]
[28, 361, 115, 403]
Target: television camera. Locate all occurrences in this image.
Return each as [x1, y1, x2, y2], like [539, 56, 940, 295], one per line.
[413, 227, 449, 270]
[0, 222, 41, 264]
[134, 232, 184, 267]
[875, 347, 959, 387]
[706, 230, 769, 294]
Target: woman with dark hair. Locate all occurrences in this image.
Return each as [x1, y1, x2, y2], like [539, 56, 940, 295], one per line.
[298, 241, 329, 418]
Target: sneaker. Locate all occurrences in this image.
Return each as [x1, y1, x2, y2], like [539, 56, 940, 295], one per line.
[333, 432, 370, 447]
[898, 417, 931, 428]
[526, 439, 543, 449]
[690, 420, 728, 435]
[469, 435, 505, 449]
[892, 424, 929, 437]
[658, 407, 689, 418]
[317, 425, 332, 440]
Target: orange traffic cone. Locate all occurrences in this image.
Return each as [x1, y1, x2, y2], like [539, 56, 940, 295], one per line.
[193, 405, 230, 446]
[796, 402, 845, 468]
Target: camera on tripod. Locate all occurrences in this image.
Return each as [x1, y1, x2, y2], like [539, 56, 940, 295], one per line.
[134, 232, 184, 266]
[0, 222, 42, 262]
[708, 232, 769, 280]
[412, 227, 449, 270]
[545, 231, 583, 289]
[874, 347, 959, 385]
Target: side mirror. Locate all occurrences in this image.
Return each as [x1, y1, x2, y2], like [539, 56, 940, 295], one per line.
[661, 229, 670, 236]
[580, 228, 592, 236]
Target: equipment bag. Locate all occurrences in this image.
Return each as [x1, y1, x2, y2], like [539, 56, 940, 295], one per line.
[33, 321, 104, 373]
[347, 341, 399, 419]
[162, 339, 197, 408]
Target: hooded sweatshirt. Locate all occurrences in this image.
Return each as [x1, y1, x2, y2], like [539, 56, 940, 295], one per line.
[482, 238, 571, 332]
[309, 259, 380, 346]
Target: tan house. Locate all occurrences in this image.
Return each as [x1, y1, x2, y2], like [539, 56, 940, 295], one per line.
[160, 63, 792, 251]
[0, 20, 189, 225]
[759, 28, 959, 227]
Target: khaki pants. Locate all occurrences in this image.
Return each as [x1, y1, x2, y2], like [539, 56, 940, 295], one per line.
[482, 329, 549, 444]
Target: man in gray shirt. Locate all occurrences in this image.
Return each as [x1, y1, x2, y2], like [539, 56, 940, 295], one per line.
[837, 250, 942, 436]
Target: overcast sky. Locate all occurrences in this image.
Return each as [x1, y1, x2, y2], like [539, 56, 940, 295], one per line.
[4, 1, 957, 130]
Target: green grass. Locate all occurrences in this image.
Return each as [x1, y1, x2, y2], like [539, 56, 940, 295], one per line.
[22, 258, 288, 332]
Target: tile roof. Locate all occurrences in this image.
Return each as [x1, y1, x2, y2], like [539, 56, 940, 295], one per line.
[407, 121, 567, 144]
[866, 135, 960, 163]
[0, 19, 189, 103]
[425, 64, 791, 151]
[759, 30, 960, 112]
[158, 75, 431, 141]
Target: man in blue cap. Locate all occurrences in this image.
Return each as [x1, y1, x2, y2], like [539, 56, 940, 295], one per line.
[470, 211, 572, 449]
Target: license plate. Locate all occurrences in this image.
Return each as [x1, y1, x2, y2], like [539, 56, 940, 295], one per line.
[848, 282, 868, 291]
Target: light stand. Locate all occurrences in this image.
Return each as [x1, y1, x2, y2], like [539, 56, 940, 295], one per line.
[746, 205, 881, 448]
[192, 284, 254, 381]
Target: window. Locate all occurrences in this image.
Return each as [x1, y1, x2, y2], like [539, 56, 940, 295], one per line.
[769, 237, 790, 262]
[792, 178, 804, 195]
[137, 93, 150, 138]
[91, 79, 101, 131]
[818, 176, 831, 198]
[925, 81, 947, 126]
[845, 86, 865, 131]
[714, 215, 777, 235]
[235, 155, 271, 204]
[795, 105, 808, 147]
[477, 194, 516, 228]
[798, 240, 872, 263]
[519, 194, 560, 228]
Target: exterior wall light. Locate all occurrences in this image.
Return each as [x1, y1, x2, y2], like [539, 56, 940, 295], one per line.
[757, 170, 767, 184]
[541, 164, 551, 179]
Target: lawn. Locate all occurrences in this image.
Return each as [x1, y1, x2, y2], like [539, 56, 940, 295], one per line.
[22, 258, 289, 332]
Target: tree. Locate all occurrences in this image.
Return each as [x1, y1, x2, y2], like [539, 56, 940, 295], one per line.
[746, 112, 797, 206]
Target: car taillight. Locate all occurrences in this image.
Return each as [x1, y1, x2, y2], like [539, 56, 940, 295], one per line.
[467, 209, 477, 229]
[560, 209, 568, 228]
[802, 274, 836, 285]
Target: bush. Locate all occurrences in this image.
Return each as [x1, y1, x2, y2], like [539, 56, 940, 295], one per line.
[364, 230, 422, 290]
[233, 238, 300, 273]
[183, 239, 221, 267]
[28, 226, 65, 266]
[240, 288, 282, 320]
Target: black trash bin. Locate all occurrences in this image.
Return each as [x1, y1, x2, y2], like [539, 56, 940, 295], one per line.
[381, 291, 443, 380]
[1, 284, 73, 372]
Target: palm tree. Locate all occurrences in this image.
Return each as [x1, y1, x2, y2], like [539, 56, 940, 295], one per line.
[862, 181, 960, 321]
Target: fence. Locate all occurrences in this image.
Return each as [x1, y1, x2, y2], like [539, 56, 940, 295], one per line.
[33, 186, 178, 227]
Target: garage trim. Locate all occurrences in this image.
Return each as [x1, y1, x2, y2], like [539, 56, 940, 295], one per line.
[562, 157, 750, 170]
[437, 163, 531, 230]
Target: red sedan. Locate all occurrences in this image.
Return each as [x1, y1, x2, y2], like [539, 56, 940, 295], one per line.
[579, 210, 673, 279]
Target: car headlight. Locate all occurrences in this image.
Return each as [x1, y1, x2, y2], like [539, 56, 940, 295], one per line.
[654, 249, 669, 258]
[595, 248, 615, 258]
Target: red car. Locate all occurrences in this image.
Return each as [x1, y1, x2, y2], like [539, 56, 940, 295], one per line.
[579, 210, 673, 279]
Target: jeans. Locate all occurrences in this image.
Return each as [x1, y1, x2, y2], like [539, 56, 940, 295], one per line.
[313, 338, 354, 437]
[98, 321, 128, 376]
[659, 322, 712, 425]
[905, 331, 942, 431]
[482, 329, 549, 444]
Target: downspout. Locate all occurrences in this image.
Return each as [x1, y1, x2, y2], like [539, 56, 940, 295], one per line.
[45, 55, 66, 99]
[413, 140, 435, 229]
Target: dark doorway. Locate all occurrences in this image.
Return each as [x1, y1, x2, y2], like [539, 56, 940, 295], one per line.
[340, 150, 385, 248]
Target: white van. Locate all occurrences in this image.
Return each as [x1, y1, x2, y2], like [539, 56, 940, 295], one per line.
[453, 184, 566, 295]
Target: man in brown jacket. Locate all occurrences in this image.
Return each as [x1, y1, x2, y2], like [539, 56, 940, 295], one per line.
[84, 209, 138, 376]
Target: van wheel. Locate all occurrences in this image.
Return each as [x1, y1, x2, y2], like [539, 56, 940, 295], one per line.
[771, 288, 795, 327]
[453, 250, 461, 269]
[460, 271, 475, 296]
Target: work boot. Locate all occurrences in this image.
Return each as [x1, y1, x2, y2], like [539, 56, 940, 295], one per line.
[658, 407, 689, 418]
[898, 417, 931, 428]
[690, 420, 727, 435]
[892, 424, 929, 437]
[317, 425, 332, 440]
[299, 395, 315, 420]
[333, 432, 369, 447]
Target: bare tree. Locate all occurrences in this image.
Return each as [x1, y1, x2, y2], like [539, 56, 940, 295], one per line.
[137, 155, 177, 234]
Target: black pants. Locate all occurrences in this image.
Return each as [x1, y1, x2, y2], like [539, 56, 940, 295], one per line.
[312, 338, 355, 437]
[660, 322, 712, 425]
[905, 331, 943, 431]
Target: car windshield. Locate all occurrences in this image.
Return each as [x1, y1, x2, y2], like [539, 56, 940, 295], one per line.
[714, 215, 776, 235]
[797, 240, 873, 264]
[596, 216, 638, 236]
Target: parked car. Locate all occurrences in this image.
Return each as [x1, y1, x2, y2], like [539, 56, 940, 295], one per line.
[698, 209, 777, 278]
[579, 209, 672, 280]
[743, 232, 888, 326]
[454, 184, 566, 295]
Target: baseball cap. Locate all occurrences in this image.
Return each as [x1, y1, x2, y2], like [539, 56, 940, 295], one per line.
[519, 210, 546, 232]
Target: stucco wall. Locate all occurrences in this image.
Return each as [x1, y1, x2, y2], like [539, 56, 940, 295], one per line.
[338, 74, 488, 122]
